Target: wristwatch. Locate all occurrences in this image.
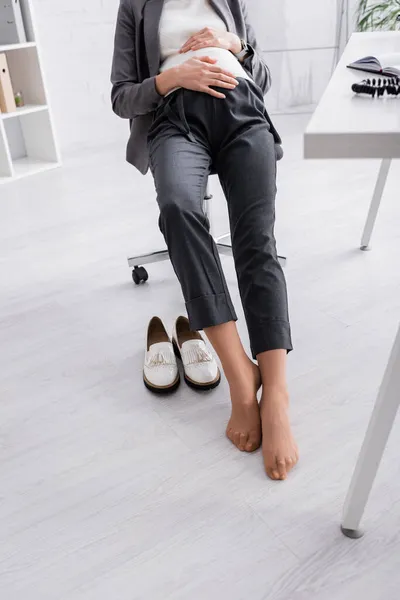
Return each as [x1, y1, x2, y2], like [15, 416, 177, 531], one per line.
[234, 39, 250, 61]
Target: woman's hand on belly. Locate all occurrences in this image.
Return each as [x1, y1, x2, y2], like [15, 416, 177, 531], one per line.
[156, 56, 238, 99]
[180, 27, 242, 55]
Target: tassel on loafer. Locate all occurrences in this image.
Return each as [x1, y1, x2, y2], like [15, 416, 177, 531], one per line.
[172, 316, 221, 391]
[143, 317, 180, 394]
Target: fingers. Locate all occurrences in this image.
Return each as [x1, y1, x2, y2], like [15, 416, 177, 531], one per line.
[181, 30, 218, 53]
[180, 33, 208, 53]
[180, 27, 212, 50]
[200, 73, 239, 99]
[208, 74, 238, 87]
[207, 65, 236, 78]
[187, 40, 214, 52]
[207, 78, 237, 90]
[180, 39, 196, 53]
[198, 56, 218, 64]
[201, 86, 226, 99]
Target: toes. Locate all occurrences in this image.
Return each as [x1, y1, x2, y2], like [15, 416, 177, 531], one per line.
[226, 427, 234, 443]
[264, 456, 280, 480]
[245, 440, 258, 452]
[239, 432, 249, 451]
[246, 431, 261, 452]
[265, 468, 274, 480]
[265, 455, 298, 481]
[266, 468, 280, 481]
[289, 449, 299, 468]
[226, 428, 249, 452]
[233, 431, 242, 448]
[277, 459, 287, 480]
[227, 429, 259, 452]
[286, 457, 295, 474]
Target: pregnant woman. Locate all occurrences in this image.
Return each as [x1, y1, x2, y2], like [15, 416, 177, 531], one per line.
[111, 0, 299, 480]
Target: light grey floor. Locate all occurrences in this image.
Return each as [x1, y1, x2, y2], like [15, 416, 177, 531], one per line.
[1, 114, 400, 600]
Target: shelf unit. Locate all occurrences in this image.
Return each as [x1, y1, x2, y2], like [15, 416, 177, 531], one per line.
[0, 0, 60, 184]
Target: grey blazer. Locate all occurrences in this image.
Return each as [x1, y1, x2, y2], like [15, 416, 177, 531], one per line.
[111, 0, 280, 174]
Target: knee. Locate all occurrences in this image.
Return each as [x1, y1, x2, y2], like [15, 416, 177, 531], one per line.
[158, 199, 186, 232]
[158, 194, 204, 234]
[159, 199, 183, 222]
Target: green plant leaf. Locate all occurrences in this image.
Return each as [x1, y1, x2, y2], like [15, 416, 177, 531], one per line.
[357, 0, 400, 31]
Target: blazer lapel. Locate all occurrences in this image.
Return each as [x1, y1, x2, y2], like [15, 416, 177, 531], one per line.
[209, 0, 236, 33]
[144, 0, 164, 76]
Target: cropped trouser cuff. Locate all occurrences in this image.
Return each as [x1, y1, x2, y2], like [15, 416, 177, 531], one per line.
[249, 318, 293, 360]
[186, 293, 238, 332]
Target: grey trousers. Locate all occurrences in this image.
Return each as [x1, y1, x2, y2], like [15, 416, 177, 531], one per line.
[148, 79, 292, 358]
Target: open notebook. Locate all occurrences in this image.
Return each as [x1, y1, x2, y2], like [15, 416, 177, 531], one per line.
[347, 54, 400, 77]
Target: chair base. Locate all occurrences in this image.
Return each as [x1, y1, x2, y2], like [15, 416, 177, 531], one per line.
[128, 191, 287, 281]
[128, 232, 287, 279]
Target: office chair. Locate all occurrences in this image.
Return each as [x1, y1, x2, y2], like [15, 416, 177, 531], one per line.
[128, 182, 287, 284]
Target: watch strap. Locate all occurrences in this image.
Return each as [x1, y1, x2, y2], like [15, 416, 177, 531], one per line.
[234, 39, 249, 60]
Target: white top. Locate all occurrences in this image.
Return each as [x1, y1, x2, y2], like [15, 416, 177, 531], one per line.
[304, 32, 400, 160]
[159, 0, 250, 82]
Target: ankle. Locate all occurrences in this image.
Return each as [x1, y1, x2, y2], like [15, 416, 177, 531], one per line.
[262, 380, 288, 392]
[231, 390, 257, 407]
[261, 384, 289, 404]
[223, 354, 253, 381]
[228, 372, 259, 407]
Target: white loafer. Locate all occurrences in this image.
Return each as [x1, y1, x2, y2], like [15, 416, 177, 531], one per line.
[172, 316, 221, 390]
[143, 317, 180, 394]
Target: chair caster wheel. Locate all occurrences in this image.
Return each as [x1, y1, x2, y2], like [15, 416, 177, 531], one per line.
[132, 266, 148, 285]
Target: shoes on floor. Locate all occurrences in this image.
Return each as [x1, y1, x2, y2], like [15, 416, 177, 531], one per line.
[143, 316, 180, 394]
[172, 316, 221, 391]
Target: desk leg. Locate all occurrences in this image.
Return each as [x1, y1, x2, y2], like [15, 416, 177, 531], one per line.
[360, 159, 391, 250]
[341, 324, 400, 538]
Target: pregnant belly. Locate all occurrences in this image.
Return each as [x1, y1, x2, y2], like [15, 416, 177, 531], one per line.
[160, 47, 251, 81]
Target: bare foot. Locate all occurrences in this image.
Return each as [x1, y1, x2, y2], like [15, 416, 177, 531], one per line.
[226, 361, 262, 453]
[260, 386, 299, 480]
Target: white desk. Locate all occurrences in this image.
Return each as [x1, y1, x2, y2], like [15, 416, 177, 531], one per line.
[304, 32, 400, 539]
[341, 325, 400, 538]
[305, 32, 400, 249]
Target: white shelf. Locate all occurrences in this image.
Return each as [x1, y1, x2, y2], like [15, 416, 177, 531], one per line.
[0, 0, 60, 185]
[1, 104, 48, 120]
[0, 156, 59, 184]
[0, 41, 36, 52]
[12, 156, 59, 180]
[0, 173, 12, 184]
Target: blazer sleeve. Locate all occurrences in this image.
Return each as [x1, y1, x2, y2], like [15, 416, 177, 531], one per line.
[239, 0, 272, 95]
[111, 0, 162, 119]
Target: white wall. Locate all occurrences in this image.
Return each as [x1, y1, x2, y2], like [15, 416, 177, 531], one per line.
[247, 0, 358, 113]
[32, 0, 127, 154]
[32, 0, 357, 154]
